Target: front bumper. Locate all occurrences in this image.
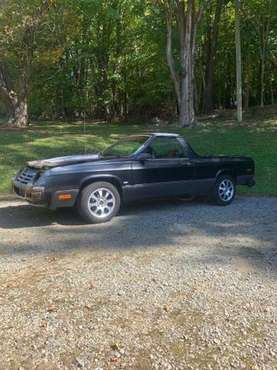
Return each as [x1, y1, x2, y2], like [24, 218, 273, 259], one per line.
[12, 179, 79, 209]
[12, 179, 46, 205]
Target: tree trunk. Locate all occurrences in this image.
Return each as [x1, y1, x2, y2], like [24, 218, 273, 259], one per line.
[166, 13, 181, 109]
[260, 57, 265, 108]
[165, 0, 204, 127]
[203, 0, 224, 114]
[270, 73, 274, 105]
[8, 96, 28, 127]
[243, 83, 250, 110]
[235, 0, 242, 123]
[203, 55, 214, 114]
[259, 12, 270, 108]
[178, 0, 193, 127]
[0, 63, 29, 127]
[179, 57, 193, 126]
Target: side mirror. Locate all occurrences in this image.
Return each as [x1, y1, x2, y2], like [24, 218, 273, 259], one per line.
[136, 152, 152, 163]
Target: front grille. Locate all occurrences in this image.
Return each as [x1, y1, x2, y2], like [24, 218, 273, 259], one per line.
[16, 167, 38, 185]
[14, 185, 23, 197]
[14, 185, 28, 197]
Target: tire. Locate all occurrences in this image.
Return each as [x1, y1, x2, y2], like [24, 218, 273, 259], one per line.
[212, 175, 236, 206]
[77, 181, 121, 223]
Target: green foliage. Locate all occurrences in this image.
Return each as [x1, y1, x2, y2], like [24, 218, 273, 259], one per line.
[0, 0, 276, 121]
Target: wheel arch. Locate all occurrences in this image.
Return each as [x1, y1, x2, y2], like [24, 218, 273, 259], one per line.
[216, 169, 237, 182]
[79, 175, 123, 197]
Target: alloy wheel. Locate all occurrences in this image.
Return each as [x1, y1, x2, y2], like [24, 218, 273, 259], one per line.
[218, 179, 234, 202]
[87, 187, 116, 218]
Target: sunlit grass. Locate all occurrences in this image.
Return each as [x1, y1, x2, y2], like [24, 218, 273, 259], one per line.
[0, 120, 276, 195]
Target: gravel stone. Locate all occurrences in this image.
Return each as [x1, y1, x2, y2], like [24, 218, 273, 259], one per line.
[0, 196, 276, 369]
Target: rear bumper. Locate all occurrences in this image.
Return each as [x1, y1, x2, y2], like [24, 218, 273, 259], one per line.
[237, 175, 256, 187]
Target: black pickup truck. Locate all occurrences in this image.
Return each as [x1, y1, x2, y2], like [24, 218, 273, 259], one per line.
[12, 133, 255, 223]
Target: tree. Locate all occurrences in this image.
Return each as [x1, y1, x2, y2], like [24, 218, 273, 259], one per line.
[0, 0, 54, 127]
[252, 0, 273, 107]
[164, 0, 208, 127]
[202, 0, 225, 113]
[235, 0, 242, 122]
[0, 0, 276, 125]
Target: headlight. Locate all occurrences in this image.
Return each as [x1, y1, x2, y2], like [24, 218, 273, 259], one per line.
[34, 172, 48, 186]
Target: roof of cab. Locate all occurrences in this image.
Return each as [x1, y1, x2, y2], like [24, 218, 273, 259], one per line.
[150, 132, 179, 137]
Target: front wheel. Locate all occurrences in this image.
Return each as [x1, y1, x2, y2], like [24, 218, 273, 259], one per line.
[212, 175, 236, 206]
[77, 182, 121, 223]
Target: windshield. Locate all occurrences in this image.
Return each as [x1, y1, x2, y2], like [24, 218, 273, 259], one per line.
[102, 136, 149, 158]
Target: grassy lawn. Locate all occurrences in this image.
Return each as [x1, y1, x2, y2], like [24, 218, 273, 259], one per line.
[0, 116, 276, 195]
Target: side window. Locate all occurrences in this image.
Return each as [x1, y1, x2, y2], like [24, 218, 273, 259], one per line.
[148, 137, 186, 159]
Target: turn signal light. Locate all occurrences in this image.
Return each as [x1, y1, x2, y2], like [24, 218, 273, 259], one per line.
[58, 194, 72, 201]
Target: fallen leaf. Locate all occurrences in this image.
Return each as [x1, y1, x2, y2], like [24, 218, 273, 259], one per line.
[88, 282, 96, 289]
[47, 304, 56, 312]
[111, 343, 120, 351]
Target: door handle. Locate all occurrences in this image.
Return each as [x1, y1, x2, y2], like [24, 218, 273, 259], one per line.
[180, 160, 193, 167]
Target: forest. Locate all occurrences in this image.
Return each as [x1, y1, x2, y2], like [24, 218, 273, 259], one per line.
[0, 0, 276, 127]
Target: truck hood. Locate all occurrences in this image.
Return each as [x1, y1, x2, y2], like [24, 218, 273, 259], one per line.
[28, 154, 100, 169]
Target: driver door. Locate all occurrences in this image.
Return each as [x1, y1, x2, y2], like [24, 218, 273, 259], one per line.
[131, 136, 195, 198]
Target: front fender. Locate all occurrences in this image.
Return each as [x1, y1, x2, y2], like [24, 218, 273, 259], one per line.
[80, 174, 123, 191]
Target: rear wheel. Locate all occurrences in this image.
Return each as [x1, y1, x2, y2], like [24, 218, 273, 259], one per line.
[78, 182, 121, 223]
[213, 175, 236, 206]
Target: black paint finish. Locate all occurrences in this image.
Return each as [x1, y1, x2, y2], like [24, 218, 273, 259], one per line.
[12, 133, 255, 209]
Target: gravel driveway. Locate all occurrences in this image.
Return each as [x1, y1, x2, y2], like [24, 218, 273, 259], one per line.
[0, 196, 277, 369]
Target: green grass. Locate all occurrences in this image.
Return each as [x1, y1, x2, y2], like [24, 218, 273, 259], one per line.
[0, 118, 276, 195]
